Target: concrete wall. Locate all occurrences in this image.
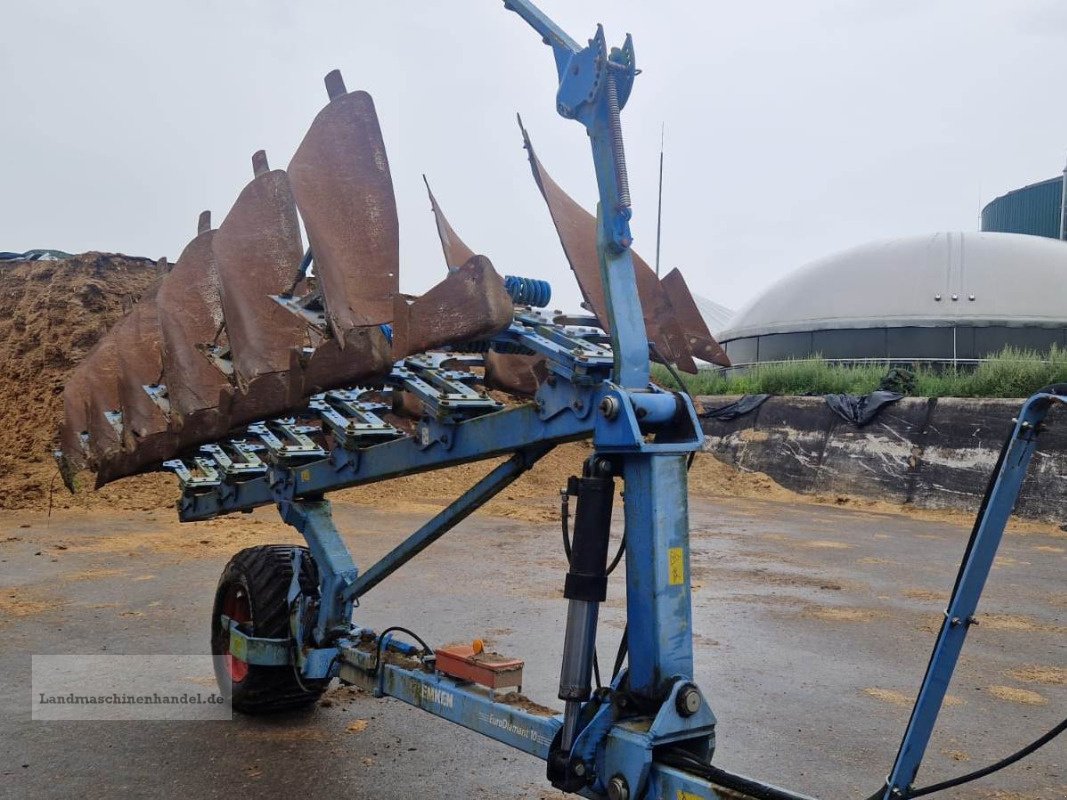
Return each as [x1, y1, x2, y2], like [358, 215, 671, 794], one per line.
[698, 395, 1067, 523]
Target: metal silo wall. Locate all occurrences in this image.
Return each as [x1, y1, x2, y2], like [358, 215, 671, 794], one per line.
[981, 177, 1063, 239]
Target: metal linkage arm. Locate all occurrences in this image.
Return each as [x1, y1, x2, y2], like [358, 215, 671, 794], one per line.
[882, 388, 1067, 798]
[343, 445, 553, 601]
[503, 0, 579, 73]
[506, 0, 648, 388]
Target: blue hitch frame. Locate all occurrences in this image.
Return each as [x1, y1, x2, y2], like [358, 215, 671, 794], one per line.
[188, 3, 1067, 798]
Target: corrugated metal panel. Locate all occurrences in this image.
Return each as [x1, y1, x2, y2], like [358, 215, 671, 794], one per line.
[981, 176, 1062, 239]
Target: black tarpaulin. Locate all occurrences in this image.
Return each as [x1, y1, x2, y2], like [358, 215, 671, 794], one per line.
[700, 394, 771, 421]
[824, 390, 904, 426]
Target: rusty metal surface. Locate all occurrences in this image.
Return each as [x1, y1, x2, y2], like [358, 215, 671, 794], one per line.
[661, 268, 730, 368]
[213, 158, 308, 425]
[424, 177, 475, 271]
[95, 290, 179, 485]
[215, 160, 306, 391]
[156, 226, 233, 444]
[391, 255, 514, 360]
[394, 388, 426, 420]
[484, 351, 543, 396]
[289, 86, 399, 332]
[57, 363, 94, 480]
[80, 335, 124, 468]
[300, 327, 393, 397]
[421, 182, 542, 393]
[520, 124, 697, 373]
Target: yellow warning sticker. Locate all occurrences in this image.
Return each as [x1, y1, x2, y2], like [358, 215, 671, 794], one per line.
[668, 547, 685, 585]
[301, 469, 311, 482]
[677, 790, 708, 800]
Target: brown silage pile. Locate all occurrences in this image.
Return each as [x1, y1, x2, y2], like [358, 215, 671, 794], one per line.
[0, 253, 173, 510]
[0, 250, 802, 519]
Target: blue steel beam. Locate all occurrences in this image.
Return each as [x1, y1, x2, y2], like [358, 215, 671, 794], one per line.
[276, 499, 357, 644]
[178, 398, 596, 521]
[339, 647, 563, 761]
[502, 0, 579, 75]
[336, 640, 732, 799]
[622, 453, 695, 698]
[343, 444, 554, 601]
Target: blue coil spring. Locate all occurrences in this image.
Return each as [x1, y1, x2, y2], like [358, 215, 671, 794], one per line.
[504, 275, 552, 308]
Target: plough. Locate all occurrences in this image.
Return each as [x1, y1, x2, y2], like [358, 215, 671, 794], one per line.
[54, 2, 1063, 798]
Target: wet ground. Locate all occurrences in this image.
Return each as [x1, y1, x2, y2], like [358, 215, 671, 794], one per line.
[0, 494, 1064, 799]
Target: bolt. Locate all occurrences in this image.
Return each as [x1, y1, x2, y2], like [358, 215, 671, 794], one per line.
[676, 683, 702, 717]
[572, 761, 586, 777]
[607, 775, 630, 800]
[599, 396, 620, 420]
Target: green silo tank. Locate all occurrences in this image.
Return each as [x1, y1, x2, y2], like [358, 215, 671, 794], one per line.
[981, 176, 1063, 239]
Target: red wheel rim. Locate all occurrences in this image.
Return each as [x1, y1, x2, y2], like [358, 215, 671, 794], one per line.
[221, 585, 252, 683]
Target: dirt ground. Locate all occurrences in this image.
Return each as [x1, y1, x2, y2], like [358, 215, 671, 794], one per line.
[0, 487, 1064, 799]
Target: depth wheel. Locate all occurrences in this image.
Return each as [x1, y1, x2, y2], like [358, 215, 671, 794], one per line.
[211, 544, 328, 714]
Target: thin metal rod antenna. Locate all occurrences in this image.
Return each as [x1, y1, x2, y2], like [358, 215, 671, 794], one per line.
[655, 123, 665, 277]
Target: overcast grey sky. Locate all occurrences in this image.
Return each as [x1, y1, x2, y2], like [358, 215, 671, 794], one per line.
[2, 1, 1066, 312]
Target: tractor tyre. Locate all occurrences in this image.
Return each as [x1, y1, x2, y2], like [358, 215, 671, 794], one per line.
[211, 544, 328, 714]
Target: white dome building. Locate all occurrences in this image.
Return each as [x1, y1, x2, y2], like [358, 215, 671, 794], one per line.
[717, 231, 1067, 366]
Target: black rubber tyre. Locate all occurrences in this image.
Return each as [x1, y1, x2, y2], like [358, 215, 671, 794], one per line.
[211, 544, 328, 714]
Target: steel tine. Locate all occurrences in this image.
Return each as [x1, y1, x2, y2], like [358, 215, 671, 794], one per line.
[661, 268, 730, 368]
[288, 74, 399, 334]
[213, 151, 308, 425]
[156, 215, 234, 447]
[391, 255, 514, 360]
[423, 176, 475, 271]
[518, 117, 697, 373]
[418, 183, 543, 391]
[221, 153, 393, 401]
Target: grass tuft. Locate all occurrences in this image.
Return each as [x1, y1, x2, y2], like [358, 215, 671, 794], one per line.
[655, 345, 1067, 398]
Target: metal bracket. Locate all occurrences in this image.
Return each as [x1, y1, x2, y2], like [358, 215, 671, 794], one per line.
[142, 383, 171, 415]
[270, 289, 330, 333]
[309, 388, 399, 449]
[249, 420, 326, 462]
[222, 615, 289, 666]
